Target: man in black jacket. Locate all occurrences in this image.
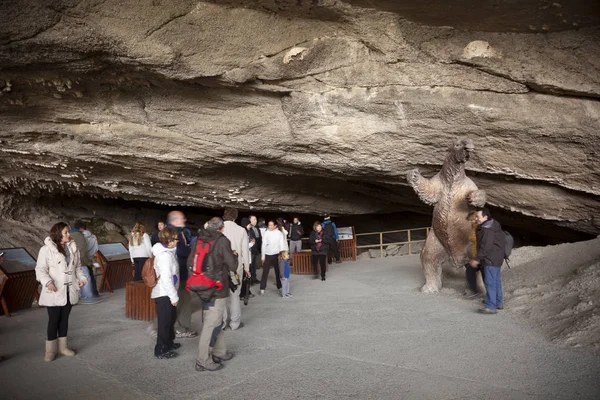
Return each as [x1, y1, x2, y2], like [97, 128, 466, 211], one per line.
[167, 211, 197, 338]
[195, 217, 238, 372]
[248, 215, 262, 284]
[469, 208, 506, 314]
[288, 217, 304, 265]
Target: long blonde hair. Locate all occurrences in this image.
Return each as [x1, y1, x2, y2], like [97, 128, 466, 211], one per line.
[129, 222, 146, 246]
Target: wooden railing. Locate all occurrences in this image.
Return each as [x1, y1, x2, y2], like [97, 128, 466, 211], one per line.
[355, 227, 430, 258]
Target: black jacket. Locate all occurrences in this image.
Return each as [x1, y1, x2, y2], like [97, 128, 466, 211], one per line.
[309, 230, 334, 256]
[188, 229, 238, 299]
[289, 223, 304, 241]
[167, 224, 192, 259]
[475, 219, 505, 267]
[249, 226, 262, 255]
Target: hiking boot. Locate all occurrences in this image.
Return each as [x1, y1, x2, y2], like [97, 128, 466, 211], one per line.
[496, 305, 504, 310]
[195, 360, 223, 371]
[321, 276, 326, 281]
[478, 308, 497, 314]
[176, 331, 198, 338]
[155, 351, 178, 360]
[212, 352, 235, 363]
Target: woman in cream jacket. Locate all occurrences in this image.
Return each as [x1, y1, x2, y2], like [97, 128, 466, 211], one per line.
[35, 222, 87, 362]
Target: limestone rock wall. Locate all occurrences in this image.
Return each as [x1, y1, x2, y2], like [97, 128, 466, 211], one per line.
[1, 1, 599, 235]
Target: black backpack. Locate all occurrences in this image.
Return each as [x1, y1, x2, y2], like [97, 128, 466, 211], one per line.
[322, 222, 334, 237]
[503, 230, 514, 268]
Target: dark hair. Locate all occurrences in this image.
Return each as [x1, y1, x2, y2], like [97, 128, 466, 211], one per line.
[477, 207, 492, 220]
[276, 218, 285, 232]
[259, 217, 266, 224]
[158, 228, 178, 246]
[50, 222, 69, 255]
[313, 221, 321, 230]
[73, 220, 86, 230]
[223, 207, 238, 222]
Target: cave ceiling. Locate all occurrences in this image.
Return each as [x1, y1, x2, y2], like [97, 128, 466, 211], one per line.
[0, 0, 599, 234]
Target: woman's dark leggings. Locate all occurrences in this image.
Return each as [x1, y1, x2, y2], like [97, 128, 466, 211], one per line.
[47, 292, 72, 340]
[312, 255, 327, 278]
[260, 254, 282, 290]
[133, 257, 148, 281]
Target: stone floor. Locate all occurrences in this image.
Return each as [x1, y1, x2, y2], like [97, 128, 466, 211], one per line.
[1, 255, 599, 400]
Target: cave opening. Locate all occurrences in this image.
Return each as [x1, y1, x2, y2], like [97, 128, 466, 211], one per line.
[26, 193, 594, 252]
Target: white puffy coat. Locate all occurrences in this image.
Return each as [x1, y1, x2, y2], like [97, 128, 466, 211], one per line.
[150, 243, 179, 303]
[35, 237, 88, 307]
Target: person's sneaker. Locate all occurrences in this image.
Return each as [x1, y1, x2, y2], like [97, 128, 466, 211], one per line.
[195, 360, 223, 371]
[176, 331, 198, 338]
[171, 343, 182, 350]
[155, 351, 177, 360]
[260, 289, 265, 295]
[231, 322, 244, 331]
[212, 352, 235, 363]
[478, 308, 497, 314]
[79, 297, 102, 305]
[496, 305, 504, 310]
[287, 293, 293, 297]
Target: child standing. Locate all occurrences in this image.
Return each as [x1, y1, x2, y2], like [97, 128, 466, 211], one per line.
[279, 251, 292, 297]
[151, 228, 181, 359]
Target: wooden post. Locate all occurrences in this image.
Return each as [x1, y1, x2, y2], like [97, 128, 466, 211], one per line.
[408, 229, 412, 255]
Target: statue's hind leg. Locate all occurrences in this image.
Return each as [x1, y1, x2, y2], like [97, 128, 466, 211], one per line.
[420, 231, 446, 293]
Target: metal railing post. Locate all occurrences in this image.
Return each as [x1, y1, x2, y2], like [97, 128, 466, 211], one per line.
[380, 232, 383, 257]
[408, 229, 412, 255]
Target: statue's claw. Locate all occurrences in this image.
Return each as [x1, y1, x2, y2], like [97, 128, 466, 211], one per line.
[468, 189, 487, 208]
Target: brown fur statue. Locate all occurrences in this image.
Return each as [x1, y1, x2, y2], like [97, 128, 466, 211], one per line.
[407, 138, 486, 293]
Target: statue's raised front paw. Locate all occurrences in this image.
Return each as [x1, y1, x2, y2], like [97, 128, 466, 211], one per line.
[468, 189, 487, 208]
[407, 168, 420, 185]
[421, 282, 440, 293]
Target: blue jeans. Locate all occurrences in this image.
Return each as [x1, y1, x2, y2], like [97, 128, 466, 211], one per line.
[483, 265, 503, 310]
[80, 266, 94, 299]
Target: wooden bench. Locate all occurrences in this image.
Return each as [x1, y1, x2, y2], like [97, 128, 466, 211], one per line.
[125, 281, 155, 321]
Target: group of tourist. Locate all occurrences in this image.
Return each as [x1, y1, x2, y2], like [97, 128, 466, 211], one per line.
[33, 208, 344, 370]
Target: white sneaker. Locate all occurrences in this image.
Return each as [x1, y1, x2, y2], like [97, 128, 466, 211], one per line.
[260, 290, 265, 295]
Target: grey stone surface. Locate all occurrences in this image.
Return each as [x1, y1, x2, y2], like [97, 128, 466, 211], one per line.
[1, 255, 599, 400]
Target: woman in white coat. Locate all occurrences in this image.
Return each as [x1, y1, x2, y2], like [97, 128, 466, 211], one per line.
[35, 222, 87, 362]
[129, 222, 153, 281]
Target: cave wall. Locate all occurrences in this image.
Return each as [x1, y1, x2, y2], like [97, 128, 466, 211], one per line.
[1, 0, 599, 234]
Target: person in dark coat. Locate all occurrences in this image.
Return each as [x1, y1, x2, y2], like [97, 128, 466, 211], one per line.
[309, 221, 334, 281]
[469, 207, 506, 314]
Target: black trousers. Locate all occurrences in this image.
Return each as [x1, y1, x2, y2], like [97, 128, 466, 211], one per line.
[132, 257, 148, 281]
[154, 296, 177, 356]
[466, 265, 485, 294]
[327, 240, 341, 263]
[47, 292, 72, 340]
[86, 265, 99, 296]
[312, 255, 327, 278]
[260, 254, 282, 290]
[251, 252, 261, 279]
